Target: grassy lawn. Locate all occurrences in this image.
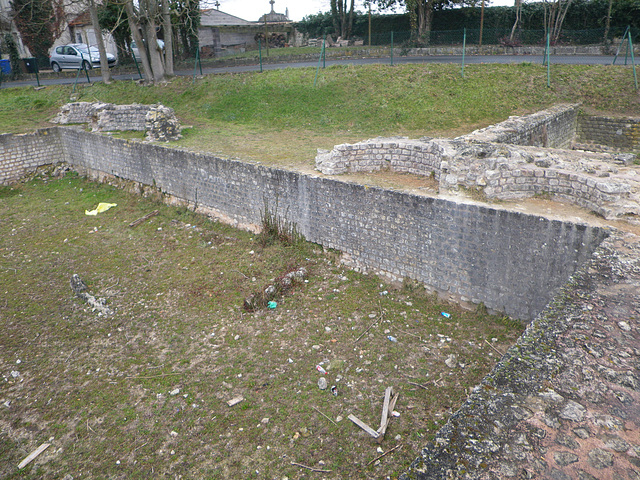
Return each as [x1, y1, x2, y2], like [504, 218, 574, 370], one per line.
[0, 173, 523, 478]
[1, 62, 639, 169]
[1, 62, 637, 478]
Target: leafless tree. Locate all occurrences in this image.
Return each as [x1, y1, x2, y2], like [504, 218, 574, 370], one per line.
[88, 0, 112, 83]
[543, 0, 573, 44]
[330, 0, 355, 39]
[509, 0, 522, 43]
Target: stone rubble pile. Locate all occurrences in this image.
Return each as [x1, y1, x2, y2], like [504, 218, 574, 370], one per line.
[50, 102, 182, 141]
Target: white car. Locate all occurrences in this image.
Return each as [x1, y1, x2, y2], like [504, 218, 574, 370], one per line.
[50, 44, 116, 72]
[131, 39, 165, 62]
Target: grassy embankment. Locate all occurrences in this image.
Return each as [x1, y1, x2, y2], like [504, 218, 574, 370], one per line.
[0, 62, 638, 169]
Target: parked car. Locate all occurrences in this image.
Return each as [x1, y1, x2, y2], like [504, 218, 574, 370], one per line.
[131, 39, 165, 62]
[49, 44, 116, 72]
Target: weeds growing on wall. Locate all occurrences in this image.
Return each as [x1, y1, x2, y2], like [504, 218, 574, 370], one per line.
[258, 195, 302, 247]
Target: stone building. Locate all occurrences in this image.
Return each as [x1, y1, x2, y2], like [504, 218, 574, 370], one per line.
[197, 0, 301, 57]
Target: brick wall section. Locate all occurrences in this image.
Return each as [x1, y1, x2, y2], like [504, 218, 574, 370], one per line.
[0, 129, 63, 184]
[58, 128, 606, 321]
[456, 103, 579, 148]
[315, 137, 454, 177]
[482, 165, 632, 215]
[576, 114, 640, 152]
[52, 102, 151, 131]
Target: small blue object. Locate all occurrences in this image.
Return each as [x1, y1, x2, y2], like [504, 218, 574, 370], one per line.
[267, 301, 277, 309]
[441, 312, 451, 318]
[0, 59, 10, 74]
[387, 335, 397, 342]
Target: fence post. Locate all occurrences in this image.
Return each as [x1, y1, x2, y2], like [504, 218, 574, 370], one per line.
[259, 39, 263, 73]
[629, 33, 638, 90]
[192, 44, 202, 84]
[314, 37, 326, 87]
[130, 45, 143, 80]
[323, 35, 326, 68]
[546, 32, 551, 88]
[390, 31, 394, 66]
[613, 26, 631, 65]
[461, 28, 466, 78]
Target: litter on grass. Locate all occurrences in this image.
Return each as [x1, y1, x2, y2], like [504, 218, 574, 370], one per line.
[85, 203, 117, 216]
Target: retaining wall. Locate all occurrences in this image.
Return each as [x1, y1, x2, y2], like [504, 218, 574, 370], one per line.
[0, 128, 608, 320]
[576, 114, 640, 152]
[54, 127, 606, 321]
[456, 103, 579, 148]
[0, 129, 62, 185]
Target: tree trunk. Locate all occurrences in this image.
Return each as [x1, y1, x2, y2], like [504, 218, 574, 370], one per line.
[162, 0, 174, 75]
[140, 0, 165, 82]
[418, 0, 434, 41]
[552, 0, 573, 44]
[88, 0, 112, 84]
[124, 0, 153, 82]
[509, 0, 522, 43]
[330, 0, 339, 37]
[347, 0, 355, 39]
[603, 0, 613, 45]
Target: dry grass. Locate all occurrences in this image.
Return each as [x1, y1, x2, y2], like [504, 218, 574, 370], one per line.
[0, 172, 523, 479]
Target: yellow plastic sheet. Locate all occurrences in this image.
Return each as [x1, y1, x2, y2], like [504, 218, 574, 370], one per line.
[85, 203, 117, 216]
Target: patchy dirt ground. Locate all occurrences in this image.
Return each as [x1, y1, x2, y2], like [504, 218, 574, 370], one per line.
[0, 172, 524, 479]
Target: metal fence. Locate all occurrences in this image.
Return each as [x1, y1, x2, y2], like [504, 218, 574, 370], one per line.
[366, 27, 639, 47]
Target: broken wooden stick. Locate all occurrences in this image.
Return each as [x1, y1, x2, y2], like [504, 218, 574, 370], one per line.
[129, 210, 159, 228]
[290, 462, 332, 473]
[348, 414, 380, 438]
[349, 386, 400, 442]
[379, 387, 393, 433]
[377, 389, 399, 443]
[484, 339, 505, 356]
[354, 300, 385, 343]
[407, 381, 428, 390]
[354, 317, 381, 343]
[312, 406, 338, 426]
[366, 444, 403, 466]
[226, 396, 244, 407]
[17, 443, 50, 469]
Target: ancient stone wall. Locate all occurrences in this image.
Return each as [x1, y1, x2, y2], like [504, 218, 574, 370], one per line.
[316, 137, 640, 221]
[456, 103, 579, 148]
[50, 102, 181, 141]
[56, 127, 606, 321]
[576, 114, 640, 152]
[0, 129, 63, 185]
[401, 229, 640, 480]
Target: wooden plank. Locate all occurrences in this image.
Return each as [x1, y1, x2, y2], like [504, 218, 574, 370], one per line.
[348, 414, 379, 438]
[17, 443, 50, 469]
[129, 210, 159, 228]
[377, 391, 400, 443]
[378, 387, 393, 432]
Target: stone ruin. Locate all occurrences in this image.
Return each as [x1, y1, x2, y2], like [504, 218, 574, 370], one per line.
[316, 104, 640, 223]
[50, 102, 182, 142]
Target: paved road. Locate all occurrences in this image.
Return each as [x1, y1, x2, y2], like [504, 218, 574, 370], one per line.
[1, 54, 621, 88]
